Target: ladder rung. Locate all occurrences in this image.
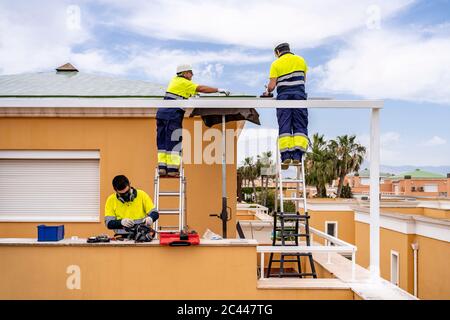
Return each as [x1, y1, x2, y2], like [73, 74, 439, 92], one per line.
[273, 273, 316, 277]
[280, 252, 314, 257]
[268, 259, 301, 263]
[159, 175, 181, 179]
[278, 216, 309, 220]
[278, 213, 309, 217]
[285, 163, 303, 167]
[281, 197, 304, 201]
[159, 209, 180, 215]
[159, 191, 180, 196]
[280, 233, 309, 237]
[281, 179, 304, 183]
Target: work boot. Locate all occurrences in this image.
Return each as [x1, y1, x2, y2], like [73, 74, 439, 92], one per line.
[167, 171, 180, 177]
[158, 168, 167, 176]
[292, 150, 303, 165]
[281, 158, 291, 170]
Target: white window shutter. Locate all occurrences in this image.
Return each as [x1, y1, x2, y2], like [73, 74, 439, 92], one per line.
[0, 158, 100, 222]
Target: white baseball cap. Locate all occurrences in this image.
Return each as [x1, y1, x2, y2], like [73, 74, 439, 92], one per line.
[176, 64, 193, 74]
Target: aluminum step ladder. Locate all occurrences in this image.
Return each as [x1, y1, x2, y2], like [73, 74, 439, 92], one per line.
[153, 161, 186, 237]
[267, 147, 317, 278]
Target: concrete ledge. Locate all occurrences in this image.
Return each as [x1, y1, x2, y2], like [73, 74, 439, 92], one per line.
[0, 238, 258, 247]
[258, 278, 350, 290]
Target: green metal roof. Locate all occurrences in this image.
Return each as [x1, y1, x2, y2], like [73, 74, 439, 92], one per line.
[353, 168, 393, 178]
[390, 169, 445, 179]
[0, 70, 166, 97]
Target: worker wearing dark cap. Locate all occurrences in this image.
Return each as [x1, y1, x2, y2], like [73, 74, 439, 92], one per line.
[104, 175, 159, 235]
[263, 43, 309, 169]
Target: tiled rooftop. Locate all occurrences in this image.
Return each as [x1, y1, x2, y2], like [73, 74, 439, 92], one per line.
[0, 70, 166, 97]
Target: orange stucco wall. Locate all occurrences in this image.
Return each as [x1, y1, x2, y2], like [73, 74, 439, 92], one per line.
[0, 244, 353, 300]
[0, 117, 238, 238]
[309, 210, 355, 245]
[355, 220, 450, 299]
[346, 176, 449, 197]
[415, 235, 450, 299]
[355, 222, 413, 293]
[355, 221, 370, 268]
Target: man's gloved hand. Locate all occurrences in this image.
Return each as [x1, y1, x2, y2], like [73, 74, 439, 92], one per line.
[143, 217, 153, 227]
[260, 91, 273, 98]
[121, 218, 135, 228]
[218, 88, 231, 96]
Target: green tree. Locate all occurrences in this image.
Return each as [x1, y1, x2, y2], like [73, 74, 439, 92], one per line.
[329, 135, 366, 198]
[257, 151, 274, 207]
[266, 189, 296, 213]
[242, 157, 258, 202]
[340, 183, 353, 198]
[305, 133, 336, 198]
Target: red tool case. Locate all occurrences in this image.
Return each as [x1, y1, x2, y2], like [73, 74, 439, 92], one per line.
[159, 232, 200, 246]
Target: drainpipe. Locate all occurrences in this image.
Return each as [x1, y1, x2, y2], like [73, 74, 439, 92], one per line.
[411, 242, 419, 297]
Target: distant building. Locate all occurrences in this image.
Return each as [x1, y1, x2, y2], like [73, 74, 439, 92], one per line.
[345, 168, 449, 198]
[237, 198, 450, 299]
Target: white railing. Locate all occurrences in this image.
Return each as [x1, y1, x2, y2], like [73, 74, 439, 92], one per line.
[256, 223, 357, 280]
[237, 203, 269, 216]
[1, 97, 382, 275]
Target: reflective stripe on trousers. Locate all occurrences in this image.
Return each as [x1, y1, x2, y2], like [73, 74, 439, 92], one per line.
[276, 93, 308, 161]
[156, 114, 183, 172]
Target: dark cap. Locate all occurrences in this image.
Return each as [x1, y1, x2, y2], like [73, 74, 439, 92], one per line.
[112, 175, 130, 191]
[274, 42, 290, 54]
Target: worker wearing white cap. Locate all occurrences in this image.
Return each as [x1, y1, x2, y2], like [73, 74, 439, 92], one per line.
[157, 64, 230, 176]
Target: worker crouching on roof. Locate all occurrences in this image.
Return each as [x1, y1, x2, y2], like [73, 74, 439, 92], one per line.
[157, 64, 230, 176]
[104, 175, 159, 234]
[263, 43, 309, 170]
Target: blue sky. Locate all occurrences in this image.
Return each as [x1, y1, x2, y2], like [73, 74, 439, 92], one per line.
[0, 0, 449, 167]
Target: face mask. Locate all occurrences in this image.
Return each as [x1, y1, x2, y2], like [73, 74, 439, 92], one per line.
[118, 189, 133, 202]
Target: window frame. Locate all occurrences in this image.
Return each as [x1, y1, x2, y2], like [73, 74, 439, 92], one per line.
[0, 150, 100, 222]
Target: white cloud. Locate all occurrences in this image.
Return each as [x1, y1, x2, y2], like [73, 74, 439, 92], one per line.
[422, 136, 447, 146]
[238, 127, 278, 164]
[231, 70, 267, 88]
[313, 25, 450, 104]
[0, 1, 272, 81]
[357, 131, 450, 166]
[99, 0, 413, 49]
[0, 1, 90, 74]
[82, 47, 271, 84]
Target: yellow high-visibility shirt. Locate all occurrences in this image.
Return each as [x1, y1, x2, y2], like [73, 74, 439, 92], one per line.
[269, 53, 308, 79]
[166, 76, 199, 99]
[104, 189, 155, 221]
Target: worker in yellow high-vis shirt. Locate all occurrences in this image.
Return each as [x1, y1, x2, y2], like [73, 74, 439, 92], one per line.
[157, 64, 230, 176]
[263, 43, 309, 169]
[104, 175, 158, 235]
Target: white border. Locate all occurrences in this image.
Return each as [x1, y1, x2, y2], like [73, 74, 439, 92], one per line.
[390, 250, 400, 286]
[0, 97, 384, 109]
[0, 150, 100, 159]
[0, 151, 100, 222]
[325, 221, 338, 245]
[355, 210, 450, 243]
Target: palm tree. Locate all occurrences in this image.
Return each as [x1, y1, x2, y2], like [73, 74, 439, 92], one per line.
[305, 133, 335, 198]
[257, 151, 274, 206]
[243, 157, 258, 202]
[329, 135, 366, 198]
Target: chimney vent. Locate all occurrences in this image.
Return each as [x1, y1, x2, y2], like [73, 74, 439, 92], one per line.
[56, 63, 78, 72]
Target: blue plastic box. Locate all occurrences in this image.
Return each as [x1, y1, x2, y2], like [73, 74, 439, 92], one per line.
[37, 225, 64, 242]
